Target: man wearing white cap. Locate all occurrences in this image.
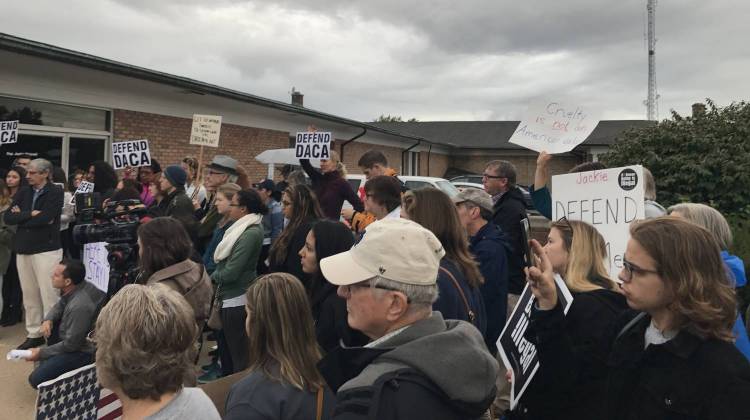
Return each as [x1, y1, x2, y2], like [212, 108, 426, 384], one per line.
[318, 218, 498, 419]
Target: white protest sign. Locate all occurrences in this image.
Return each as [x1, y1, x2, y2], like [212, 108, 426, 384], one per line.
[295, 132, 331, 159]
[508, 101, 600, 154]
[0, 120, 19, 145]
[83, 242, 110, 293]
[111, 139, 151, 170]
[190, 115, 222, 148]
[75, 181, 95, 195]
[552, 165, 645, 279]
[498, 275, 574, 409]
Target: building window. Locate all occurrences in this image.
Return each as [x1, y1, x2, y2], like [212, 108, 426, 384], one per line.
[0, 95, 110, 131]
[403, 151, 420, 176]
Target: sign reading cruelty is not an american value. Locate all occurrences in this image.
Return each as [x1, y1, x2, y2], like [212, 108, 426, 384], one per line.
[111, 139, 152, 170]
[508, 100, 600, 154]
[295, 131, 331, 159]
[190, 114, 222, 148]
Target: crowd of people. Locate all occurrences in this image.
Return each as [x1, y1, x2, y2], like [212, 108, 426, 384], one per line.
[0, 148, 748, 419]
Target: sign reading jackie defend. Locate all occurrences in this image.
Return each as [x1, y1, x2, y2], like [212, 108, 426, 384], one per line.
[552, 165, 645, 279]
[508, 100, 600, 154]
[190, 114, 222, 148]
[111, 139, 152, 170]
[498, 276, 574, 410]
[0, 120, 19, 145]
[295, 131, 331, 159]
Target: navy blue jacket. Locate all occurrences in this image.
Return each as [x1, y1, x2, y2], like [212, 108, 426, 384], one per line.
[433, 259, 486, 338]
[4, 183, 63, 254]
[469, 222, 510, 354]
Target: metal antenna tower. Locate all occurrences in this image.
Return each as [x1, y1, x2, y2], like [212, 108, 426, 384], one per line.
[645, 0, 659, 120]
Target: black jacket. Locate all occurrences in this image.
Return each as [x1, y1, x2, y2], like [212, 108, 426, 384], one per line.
[491, 188, 528, 294]
[152, 189, 198, 242]
[513, 288, 628, 420]
[4, 183, 63, 254]
[309, 277, 369, 353]
[531, 301, 750, 420]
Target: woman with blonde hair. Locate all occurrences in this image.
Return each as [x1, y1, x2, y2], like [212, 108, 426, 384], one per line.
[95, 284, 220, 419]
[401, 188, 487, 336]
[300, 150, 363, 220]
[224, 273, 334, 420]
[668, 202, 750, 360]
[526, 217, 750, 419]
[508, 219, 628, 420]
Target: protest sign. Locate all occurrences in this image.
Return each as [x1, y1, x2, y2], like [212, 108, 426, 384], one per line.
[111, 139, 151, 170]
[0, 120, 19, 145]
[508, 101, 600, 154]
[552, 165, 645, 278]
[75, 181, 95, 195]
[190, 114, 222, 148]
[295, 131, 331, 159]
[83, 242, 110, 293]
[498, 275, 573, 409]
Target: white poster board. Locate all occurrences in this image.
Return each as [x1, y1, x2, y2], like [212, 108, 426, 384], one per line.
[190, 115, 222, 148]
[552, 165, 645, 279]
[111, 139, 151, 170]
[0, 120, 19, 145]
[295, 132, 331, 159]
[83, 242, 110, 293]
[509, 101, 600, 154]
[75, 181, 95, 195]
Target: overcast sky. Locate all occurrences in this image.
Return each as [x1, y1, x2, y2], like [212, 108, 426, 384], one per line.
[2, 1, 749, 121]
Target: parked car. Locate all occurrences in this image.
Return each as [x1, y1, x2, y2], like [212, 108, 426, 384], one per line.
[449, 175, 484, 185]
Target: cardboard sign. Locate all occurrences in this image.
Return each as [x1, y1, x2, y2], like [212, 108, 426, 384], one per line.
[498, 276, 573, 410]
[190, 114, 222, 148]
[295, 131, 331, 159]
[552, 165, 645, 279]
[111, 139, 151, 170]
[508, 101, 600, 154]
[0, 120, 19, 145]
[83, 242, 110, 293]
[75, 181, 95, 195]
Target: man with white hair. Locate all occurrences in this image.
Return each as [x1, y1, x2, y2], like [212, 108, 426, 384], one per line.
[318, 218, 498, 419]
[5, 158, 64, 350]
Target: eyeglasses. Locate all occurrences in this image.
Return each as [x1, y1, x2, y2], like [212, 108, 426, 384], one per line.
[621, 259, 660, 282]
[482, 173, 506, 180]
[27, 171, 39, 175]
[340, 281, 411, 303]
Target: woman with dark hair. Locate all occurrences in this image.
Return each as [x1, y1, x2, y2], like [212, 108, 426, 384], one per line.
[87, 160, 118, 201]
[0, 178, 18, 326]
[401, 188, 486, 336]
[135, 159, 161, 207]
[300, 150, 363, 220]
[268, 184, 324, 282]
[224, 273, 335, 419]
[211, 189, 267, 374]
[137, 217, 212, 322]
[0, 167, 26, 326]
[298, 220, 367, 352]
[527, 218, 750, 419]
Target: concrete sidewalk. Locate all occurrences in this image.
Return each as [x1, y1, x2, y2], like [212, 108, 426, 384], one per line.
[0, 323, 37, 419]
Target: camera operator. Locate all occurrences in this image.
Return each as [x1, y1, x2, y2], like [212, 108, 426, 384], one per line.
[4, 158, 64, 350]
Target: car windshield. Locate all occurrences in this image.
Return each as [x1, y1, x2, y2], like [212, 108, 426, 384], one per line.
[436, 181, 459, 197]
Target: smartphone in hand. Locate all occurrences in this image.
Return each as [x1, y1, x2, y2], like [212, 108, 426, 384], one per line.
[520, 218, 533, 268]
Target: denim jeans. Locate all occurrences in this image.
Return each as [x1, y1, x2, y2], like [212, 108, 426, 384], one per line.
[29, 351, 93, 388]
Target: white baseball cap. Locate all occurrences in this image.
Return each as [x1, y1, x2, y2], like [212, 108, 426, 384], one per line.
[320, 218, 445, 286]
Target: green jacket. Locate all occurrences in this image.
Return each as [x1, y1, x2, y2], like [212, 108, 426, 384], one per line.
[211, 224, 263, 300]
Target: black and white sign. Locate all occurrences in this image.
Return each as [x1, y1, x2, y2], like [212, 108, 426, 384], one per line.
[497, 275, 574, 410]
[75, 181, 95, 195]
[111, 139, 151, 170]
[190, 114, 222, 148]
[295, 131, 331, 159]
[0, 120, 19, 145]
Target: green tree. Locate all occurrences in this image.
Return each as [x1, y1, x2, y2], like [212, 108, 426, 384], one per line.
[603, 99, 750, 219]
[374, 114, 418, 123]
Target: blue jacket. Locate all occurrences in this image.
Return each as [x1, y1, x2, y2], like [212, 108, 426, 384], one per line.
[433, 259, 487, 339]
[528, 184, 552, 220]
[469, 222, 510, 354]
[722, 251, 750, 361]
[202, 221, 233, 275]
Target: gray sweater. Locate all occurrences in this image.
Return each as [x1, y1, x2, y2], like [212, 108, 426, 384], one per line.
[40, 281, 105, 359]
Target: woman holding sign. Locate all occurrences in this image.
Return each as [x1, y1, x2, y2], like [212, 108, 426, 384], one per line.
[509, 219, 627, 420]
[300, 151, 363, 221]
[525, 218, 750, 420]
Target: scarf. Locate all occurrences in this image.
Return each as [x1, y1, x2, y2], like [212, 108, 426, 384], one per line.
[214, 213, 263, 262]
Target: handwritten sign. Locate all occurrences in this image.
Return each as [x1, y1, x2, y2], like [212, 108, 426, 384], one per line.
[498, 275, 573, 409]
[0, 120, 19, 145]
[190, 115, 222, 148]
[83, 242, 110, 293]
[295, 131, 331, 159]
[111, 139, 151, 170]
[552, 165, 645, 279]
[508, 101, 600, 154]
[75, 181, 95, 195]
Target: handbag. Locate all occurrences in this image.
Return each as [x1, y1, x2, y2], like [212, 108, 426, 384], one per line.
[207, 285, 223, 330]
[439, 266, 476, 325]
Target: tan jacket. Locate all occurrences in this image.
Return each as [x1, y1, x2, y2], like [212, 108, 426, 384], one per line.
[147, 259, 213, 321]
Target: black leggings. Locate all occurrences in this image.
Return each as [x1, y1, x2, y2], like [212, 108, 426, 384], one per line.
[1, 254, 22, 321]
[219, 305, 249, 374]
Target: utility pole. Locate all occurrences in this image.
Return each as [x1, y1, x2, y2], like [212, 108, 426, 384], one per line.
[645, 0, 659, 120]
